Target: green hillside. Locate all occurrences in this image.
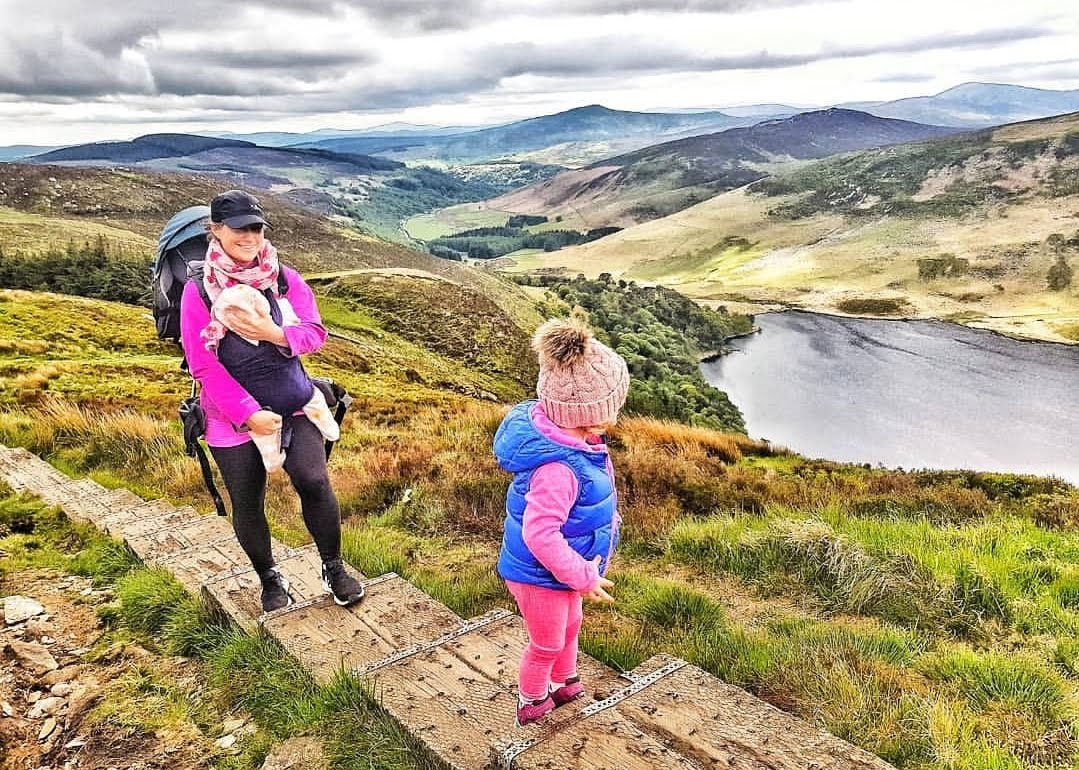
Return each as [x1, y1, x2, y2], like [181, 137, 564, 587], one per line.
[4, 163, 1079, 769]
[507, 112, 1079, 343]
[4, 283, 1079, 770]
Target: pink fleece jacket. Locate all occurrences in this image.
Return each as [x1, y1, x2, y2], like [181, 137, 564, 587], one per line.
[179, 266, 328, 447]
[517, 402, 618, 593]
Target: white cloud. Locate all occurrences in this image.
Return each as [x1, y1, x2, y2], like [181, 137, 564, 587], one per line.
[0, 0, 1076, 144]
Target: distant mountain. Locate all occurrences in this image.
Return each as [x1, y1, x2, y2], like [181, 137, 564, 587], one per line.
[0, 145, 55, 162]
[841, 82, 1079, 127]
[299, 104, 757, 166]
[510, 109, 1079, 344]
[28, 133, 401, 175]
[485, 108, 960, 227]
[32, 134, 256, 163]
[713, 104, 803, 118]
[211, 123, 477, 148]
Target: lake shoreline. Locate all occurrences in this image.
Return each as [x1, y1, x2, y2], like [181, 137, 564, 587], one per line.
[701, 309, 1079, 484]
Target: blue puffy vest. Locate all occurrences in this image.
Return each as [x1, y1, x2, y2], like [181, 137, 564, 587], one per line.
[495, 401, 618, 590]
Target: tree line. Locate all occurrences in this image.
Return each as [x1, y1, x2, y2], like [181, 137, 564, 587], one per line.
[0, 238, 151, 305]
[516, 273, 753, 432]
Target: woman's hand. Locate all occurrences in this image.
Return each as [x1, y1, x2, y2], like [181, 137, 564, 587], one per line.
[245, 410, 282, 435]
[227, 311, 287, 346]
[582, 555, 615, 603]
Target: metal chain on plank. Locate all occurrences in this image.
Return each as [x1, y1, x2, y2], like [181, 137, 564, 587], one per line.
[496, 658, 688, 769]
[257, 572, 400, 625]
[352, 608, 514, 675]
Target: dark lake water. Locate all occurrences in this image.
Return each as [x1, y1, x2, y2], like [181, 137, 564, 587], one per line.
[700, 311, 1079, 484]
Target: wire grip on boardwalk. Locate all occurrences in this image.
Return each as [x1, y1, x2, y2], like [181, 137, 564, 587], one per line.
[496, 658, 688, 769]
[352, 608, 514, 675]
[257, 572, 400, 625]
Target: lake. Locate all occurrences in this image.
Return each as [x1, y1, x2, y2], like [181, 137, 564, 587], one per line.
[700, 311, 1079, 484]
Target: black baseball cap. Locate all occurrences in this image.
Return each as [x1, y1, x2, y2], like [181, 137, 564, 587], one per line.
[210, 190, 270, 229]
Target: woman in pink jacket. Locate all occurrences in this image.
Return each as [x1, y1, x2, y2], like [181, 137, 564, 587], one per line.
[180, 190, 364, 613]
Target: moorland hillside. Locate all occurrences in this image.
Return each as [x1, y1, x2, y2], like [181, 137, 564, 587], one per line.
[4, 282, 1079, 770]
[0, 162, 541, 322]
[506, 111, 1079, 343]
[4, 155, 1079, 770]
[472, 109, 960, 230]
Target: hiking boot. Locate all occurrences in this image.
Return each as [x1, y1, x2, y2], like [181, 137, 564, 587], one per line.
[321, 558, 365, 606]
[515, 695, 555, 727]
[550, 676, 585, 707]
[259, 567, 293, 613]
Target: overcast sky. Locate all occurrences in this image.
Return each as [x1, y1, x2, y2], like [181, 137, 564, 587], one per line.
[1, 0, 1077, 145]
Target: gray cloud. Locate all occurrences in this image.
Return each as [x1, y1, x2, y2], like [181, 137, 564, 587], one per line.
[472, 26, 1057, 82]
[0, 0, 1069, 123]
[349, 0, 819, 30]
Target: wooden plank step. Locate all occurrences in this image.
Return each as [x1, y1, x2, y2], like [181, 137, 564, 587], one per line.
[366, 618, 686, 770]
[498, 654, 896, 770]
[202, 544, 361, 632]
[112, 505, 210, 541]
[26, 477, 107, 511]
[445, 613, 625, 702]
[159, 537, 274, 595]
[44, 480, 140, 528]
[0, 447, 71, 492]
[125, 510, 237, 563]
[611, 654, 895, 770]
[362, 615, 522, 770]
[97, 498, 183, 535]
[264, 572, 463, 683]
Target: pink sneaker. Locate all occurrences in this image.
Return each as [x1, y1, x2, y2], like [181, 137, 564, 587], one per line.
[550, 677, 585, 706]
[516, 695, 555, 726]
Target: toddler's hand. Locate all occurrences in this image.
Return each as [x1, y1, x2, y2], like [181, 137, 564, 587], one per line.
[583, 555, 614, 603]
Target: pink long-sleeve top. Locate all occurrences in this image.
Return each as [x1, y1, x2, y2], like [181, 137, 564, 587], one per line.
[518, 403, 619, 593]
[179, 266, 328, 447]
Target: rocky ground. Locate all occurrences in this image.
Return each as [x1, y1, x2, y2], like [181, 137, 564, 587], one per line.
[1, 569, 327, 770]
[1, 570, 218, 770]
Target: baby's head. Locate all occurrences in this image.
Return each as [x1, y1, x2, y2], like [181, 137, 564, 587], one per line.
[533, 318, 629, 433]
[214, 283, 269, 329]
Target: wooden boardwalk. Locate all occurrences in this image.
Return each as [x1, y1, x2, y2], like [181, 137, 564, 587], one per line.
[0, 444, 896, 770]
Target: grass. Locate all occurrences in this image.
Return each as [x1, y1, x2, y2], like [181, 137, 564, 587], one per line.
[5, 282, 1079, 767]
[0, 488, 440, 770]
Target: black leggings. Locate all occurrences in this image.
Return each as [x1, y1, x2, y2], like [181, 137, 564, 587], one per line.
[210, 415, 341, 574]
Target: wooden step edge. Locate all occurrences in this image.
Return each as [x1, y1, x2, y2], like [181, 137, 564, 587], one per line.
[492, 657, 691, 770]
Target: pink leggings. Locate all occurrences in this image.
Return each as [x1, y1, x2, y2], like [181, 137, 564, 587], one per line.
[506, 580, 583, 701]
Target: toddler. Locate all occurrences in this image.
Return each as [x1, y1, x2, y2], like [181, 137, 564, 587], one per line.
[494, 317, 629, 726]
[209, 283, 339, 472]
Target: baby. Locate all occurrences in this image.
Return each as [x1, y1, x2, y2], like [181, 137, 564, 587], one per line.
[211, 283, 340, 472]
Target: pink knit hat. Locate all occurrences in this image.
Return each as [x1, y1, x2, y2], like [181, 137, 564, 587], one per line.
[534, 318, 629, 429]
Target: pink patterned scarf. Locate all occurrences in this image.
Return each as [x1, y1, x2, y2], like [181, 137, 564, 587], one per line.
[200, 239, 283, 351]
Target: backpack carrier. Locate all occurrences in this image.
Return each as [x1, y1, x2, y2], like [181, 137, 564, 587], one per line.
[152, 207, 350, 517]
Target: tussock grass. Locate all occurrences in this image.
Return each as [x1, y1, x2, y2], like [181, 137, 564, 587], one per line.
[115, 568, 190, 635]
[412, 562, 505, 619]
[0, 399, 179, 478]
[670, 515, 1009, 635]
[918, 650, 1067, 727]
[340, 524, 412, 578]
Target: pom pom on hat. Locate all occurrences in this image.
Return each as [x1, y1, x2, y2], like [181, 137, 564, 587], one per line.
[533, 318, 629, 429]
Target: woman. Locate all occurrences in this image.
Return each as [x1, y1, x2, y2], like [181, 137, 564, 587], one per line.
[179, 189, 364, 612]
